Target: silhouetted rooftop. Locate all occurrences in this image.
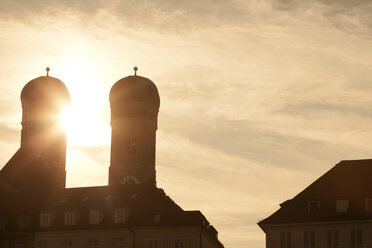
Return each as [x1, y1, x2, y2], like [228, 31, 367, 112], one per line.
[0, 184, 221, 246]
[258, 159, 372, 228]
[110, 75, 160, 107]
[21, 75, 70, 105]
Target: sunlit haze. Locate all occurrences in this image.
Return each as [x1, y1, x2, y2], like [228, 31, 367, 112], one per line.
[1, 1, 372, 247]
[59, 57, 111, 147]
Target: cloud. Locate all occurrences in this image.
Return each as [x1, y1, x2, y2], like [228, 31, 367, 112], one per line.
[0, 0, 104, 16]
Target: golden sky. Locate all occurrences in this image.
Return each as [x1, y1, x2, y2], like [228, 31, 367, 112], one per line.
[1, 0, 372, 247]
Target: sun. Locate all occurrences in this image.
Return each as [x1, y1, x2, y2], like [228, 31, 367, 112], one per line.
[57, 57, 111, 147]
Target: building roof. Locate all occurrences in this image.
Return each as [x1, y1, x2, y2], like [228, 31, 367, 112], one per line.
[258, 159, 372, 228]
[0, 185, 219, 241]
[109, 75, 160, 108]
[21, 76, 70, 105]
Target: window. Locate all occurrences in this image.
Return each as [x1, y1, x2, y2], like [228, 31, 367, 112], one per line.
[88, 239, 99, 248]
[0, 215, 6, 229]
[62, 240, 72, 248]
[64, 211, 76, 226]
[148, 240, 160, 248]
[350, 228, 362, 247]
[127, 138, 136, 154]
[336, 200, 349, 213]
[280, 232, 291, 248]
[40, 213, 51, 227]
[36, 241, 48, 248]
[304, 230, 315, 248]
[153, 214, 160, 223]
[113, 238, 125, 248]
[172, 240, 184, 248]
[366, 199, 372, 212]
[89, 210, 100, 224]
[327, 230, 338, 248]
[308, 201, 320, 215]
[114, 208, 127, 223]
[17, 215, 29, 229]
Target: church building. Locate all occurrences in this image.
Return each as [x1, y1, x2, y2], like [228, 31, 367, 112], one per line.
[0, 68, 224, 248]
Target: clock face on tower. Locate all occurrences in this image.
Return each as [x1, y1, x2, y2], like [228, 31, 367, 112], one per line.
[120, 176, 140, 185]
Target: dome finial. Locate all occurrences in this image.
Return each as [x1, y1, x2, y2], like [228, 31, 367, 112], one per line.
[134, 66, 138, 76]
[46, 67, 50, 77]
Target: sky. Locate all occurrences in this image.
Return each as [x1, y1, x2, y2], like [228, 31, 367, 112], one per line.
[1, 0, 372, 247]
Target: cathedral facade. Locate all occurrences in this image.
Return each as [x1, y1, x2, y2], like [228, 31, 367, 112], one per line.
[0, 68, 223, 248]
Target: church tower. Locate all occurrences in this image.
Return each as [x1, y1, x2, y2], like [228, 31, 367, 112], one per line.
[0, 68, 70, 192]
[109, 67, 160, 186]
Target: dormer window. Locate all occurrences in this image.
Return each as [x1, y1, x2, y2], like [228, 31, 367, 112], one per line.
[365, 198, 372, 212]
[308, 201, 320, 215]
[89, 210, 101, 224]
[40, 213, 51, 227]
[153, 214, 161, 223]
[64, 211, 76, 226]
[114, 208, 128, 223]
[17, 214, 30, 229]
[336, 200, 349, 213]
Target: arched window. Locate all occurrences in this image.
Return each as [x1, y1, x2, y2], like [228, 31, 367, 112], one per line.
[127, 137, 136, 155]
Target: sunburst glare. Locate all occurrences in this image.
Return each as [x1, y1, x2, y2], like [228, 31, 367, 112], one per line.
[58, 57, 111, 147]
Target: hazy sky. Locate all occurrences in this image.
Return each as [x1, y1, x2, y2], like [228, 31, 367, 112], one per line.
[1, 0, 372, 247]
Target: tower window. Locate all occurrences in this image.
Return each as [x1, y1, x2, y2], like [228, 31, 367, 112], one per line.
[127, 138, 137, 155]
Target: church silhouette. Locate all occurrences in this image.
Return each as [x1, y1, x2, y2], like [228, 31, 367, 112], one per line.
[0, 68, 224, 248]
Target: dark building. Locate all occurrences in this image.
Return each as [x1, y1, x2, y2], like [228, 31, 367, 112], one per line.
[0, 68, 223, 248]
[258, 159, 372, 248]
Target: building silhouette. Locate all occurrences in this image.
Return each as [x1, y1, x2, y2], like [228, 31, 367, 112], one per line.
[0, 68, 223, 248]
[258, 159, 372, 247]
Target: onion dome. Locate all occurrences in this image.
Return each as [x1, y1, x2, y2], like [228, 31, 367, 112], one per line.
[21, 67, 70, 106]
[109, 67, 160, 108]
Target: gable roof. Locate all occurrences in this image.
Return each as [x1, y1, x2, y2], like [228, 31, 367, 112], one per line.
[258, 159, 372, 228]
[0, 184, 222, 247]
